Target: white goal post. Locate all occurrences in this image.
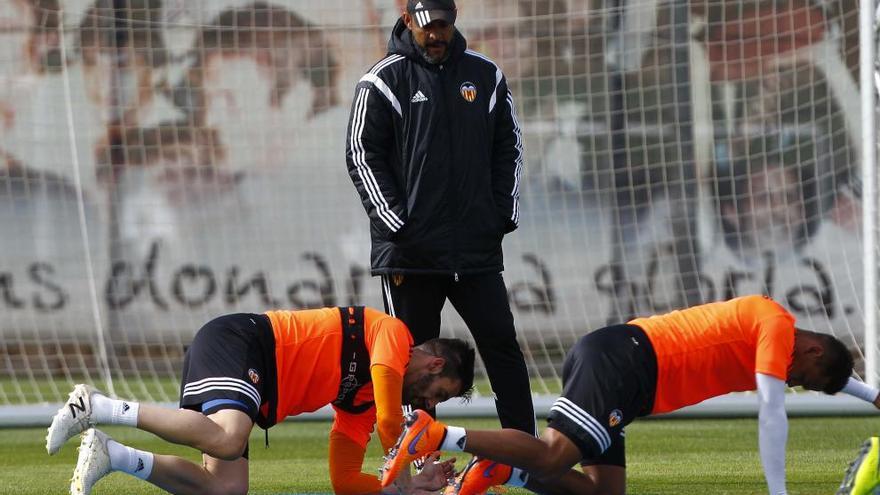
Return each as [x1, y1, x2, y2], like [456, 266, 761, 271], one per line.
[0, 0, 877, 423]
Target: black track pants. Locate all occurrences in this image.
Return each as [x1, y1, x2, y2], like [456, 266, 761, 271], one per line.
[381, 272, 536, 435]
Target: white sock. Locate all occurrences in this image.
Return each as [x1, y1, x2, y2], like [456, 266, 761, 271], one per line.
[507, 467, 529, 487]
[91, 393, 139, 427]
[107, 439, 154, 480]
[439, 426, 467, 451]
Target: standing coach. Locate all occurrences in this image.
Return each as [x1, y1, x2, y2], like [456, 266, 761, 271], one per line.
[344, 0, 535, 437]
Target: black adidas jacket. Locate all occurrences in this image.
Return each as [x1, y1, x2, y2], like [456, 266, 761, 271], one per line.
[345, 18, 523, 276]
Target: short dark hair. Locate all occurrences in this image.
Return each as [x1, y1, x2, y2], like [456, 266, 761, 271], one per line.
[818, 333, 854, 394]
[417, 338, 475, 401]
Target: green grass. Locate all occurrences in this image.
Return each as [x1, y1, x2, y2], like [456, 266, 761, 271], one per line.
[0, 416, 874, 494]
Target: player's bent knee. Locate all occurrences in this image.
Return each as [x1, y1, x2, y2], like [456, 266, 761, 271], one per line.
[213, 439, 248, 461]
[200, 434, 248, 461]
[202, 409, 252, 460]
[582, 464, 626, 495]
[531, 428, 585, 479]
[528, 455, 574, 481]
[219, 479, 249, 495]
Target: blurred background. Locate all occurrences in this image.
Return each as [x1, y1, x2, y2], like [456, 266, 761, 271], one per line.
[0, 0, 873, 408]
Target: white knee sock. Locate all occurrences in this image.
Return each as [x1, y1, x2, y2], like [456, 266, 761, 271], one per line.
[107, 439, 154, 480]
[91, 393, 139, 427]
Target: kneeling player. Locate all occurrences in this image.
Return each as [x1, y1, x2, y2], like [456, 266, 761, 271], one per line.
[381, 295, 880, 495]
[46, 306, 475, 495]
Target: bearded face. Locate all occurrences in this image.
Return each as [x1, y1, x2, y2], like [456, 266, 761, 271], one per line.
[402, 372, 437, 411]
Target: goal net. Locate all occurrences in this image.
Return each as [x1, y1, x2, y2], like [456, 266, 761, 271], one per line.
[0, 0, 875, 417]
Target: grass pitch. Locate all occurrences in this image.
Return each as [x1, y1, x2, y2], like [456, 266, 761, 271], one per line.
[0, 416, 875, 494]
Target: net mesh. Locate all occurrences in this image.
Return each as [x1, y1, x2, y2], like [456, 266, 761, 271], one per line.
[0, 0, 875, 405]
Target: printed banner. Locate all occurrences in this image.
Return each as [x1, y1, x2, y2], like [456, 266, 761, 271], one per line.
[0, 0, 865, 348]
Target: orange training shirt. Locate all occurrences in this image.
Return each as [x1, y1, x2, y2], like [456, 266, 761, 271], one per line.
[629, 295, 796, 415]
[265, 307, 413, 421]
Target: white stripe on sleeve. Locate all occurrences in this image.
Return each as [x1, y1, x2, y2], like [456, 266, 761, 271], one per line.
[350, 88, 404, 231]
[464, 50, 502, 112]
[507, 91, 523, 225]
[359, 73, 403, 117]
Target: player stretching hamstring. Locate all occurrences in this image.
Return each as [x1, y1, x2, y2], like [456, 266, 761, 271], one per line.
[46, 306, 474, 495]
[380, 295, 880, 495]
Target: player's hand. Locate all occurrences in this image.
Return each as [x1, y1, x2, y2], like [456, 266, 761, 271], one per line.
[873, 392, 880, 410]
[411, 452, 456, 492]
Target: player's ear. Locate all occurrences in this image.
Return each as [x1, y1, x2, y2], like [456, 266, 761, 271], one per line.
[402, 12, 413, 29]
[427, 356, 446, 375]
[806, 343, 824, 359]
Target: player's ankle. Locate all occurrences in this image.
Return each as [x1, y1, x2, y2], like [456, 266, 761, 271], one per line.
[508, 467, 529, 487]
[107, 439, 154, 480]
[91, 394, 139, 426]
[440, 425, 466, 451]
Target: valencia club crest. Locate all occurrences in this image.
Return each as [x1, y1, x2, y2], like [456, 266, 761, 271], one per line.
[460, 82, 477, 102]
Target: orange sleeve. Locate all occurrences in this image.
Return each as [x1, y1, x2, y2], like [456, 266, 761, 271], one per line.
[367, 315, 413, 376]
[328, 429, 382, 495]
[745, 296, 796, 381]
[754, 314, 796, 381]
[371, 364, 404, 452]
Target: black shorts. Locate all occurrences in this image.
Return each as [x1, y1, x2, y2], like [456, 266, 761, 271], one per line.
[179, 313, 276, 422]
[546, 324, 657, 467]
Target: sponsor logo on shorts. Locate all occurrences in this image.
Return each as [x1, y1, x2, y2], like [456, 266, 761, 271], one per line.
[248, 368, 260, 384]
[392, 274, 405, 286]
[608, 409, 622, 427]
